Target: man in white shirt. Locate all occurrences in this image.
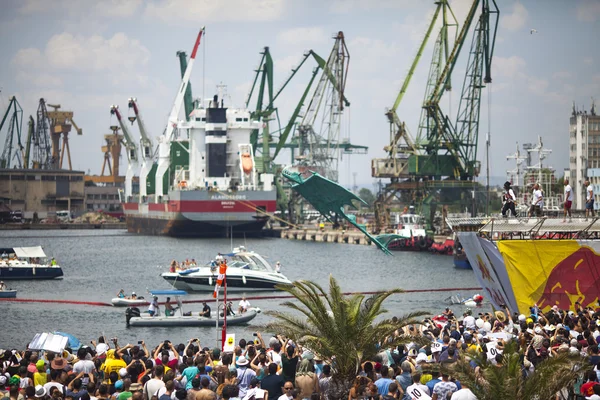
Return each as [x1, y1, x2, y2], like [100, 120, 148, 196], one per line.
[238, 296, 251, 314]
[405, 372, 430, 399]
[529, 183, 543, 217]
[563, 179, 573, 222]
[585, 180, 595, 220]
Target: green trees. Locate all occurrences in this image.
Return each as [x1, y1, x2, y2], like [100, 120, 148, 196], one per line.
[445, 340, 589, 399]
[265, 275, 427, 398]
[358, 188, 376, 207]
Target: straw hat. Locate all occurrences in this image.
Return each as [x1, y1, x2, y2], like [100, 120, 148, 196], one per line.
[495, 310, 506, 323]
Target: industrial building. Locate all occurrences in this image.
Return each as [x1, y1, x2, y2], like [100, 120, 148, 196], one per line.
[0, 169, 85, 218]
[569, 101, 600, 209]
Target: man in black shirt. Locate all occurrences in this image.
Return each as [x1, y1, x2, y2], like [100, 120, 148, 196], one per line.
[200, 301, 211, 318]
[260, 363, 284, 400]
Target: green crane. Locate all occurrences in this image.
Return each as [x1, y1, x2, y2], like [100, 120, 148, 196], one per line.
[245, 45, 350, 174]
[0, 96, 24, 169]
[177, 51, 194, 121]
[373, 0, 499, 233]
[383, 1, 458, 164]
[420, 0, 499, 180]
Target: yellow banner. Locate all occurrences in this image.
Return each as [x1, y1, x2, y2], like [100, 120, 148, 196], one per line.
[498, 240, 600, 313]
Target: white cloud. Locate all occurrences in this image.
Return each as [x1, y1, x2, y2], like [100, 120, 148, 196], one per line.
[145, 0, 284, 23]
[329, 0, 415, 14]
[501, 3, 528, 32]
[493, 56, 526, 79]
[552, 71, 572, 80]
[16, 72, 63, 87]
[277, 27, 328, 47]
[18, 0, 141, 17]
[94, 0, 142, 17]
[12, 33, 150, 73]
[576, 0, 600, 22]
[12, 48, 44, 67]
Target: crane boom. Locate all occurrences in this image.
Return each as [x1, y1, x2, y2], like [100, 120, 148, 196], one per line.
[128, 97, 154, 199]
[164, 27, 204, 141]
[110, 106, 137, 162]
[128, 98, 153, 159]
[156, 27, 205, 201]
[111, 105, 139, 200]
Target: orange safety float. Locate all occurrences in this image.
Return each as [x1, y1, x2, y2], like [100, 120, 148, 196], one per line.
[241, 153, 253, 175]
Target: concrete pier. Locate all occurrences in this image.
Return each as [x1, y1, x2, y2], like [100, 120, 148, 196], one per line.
[280, 228, 373, 246]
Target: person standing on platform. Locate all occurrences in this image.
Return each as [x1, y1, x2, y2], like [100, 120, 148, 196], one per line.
[529, 183, 543, 217]
[586, 180, 595, 220]
[563, 179, 573, 222]
[501, 181, 517, 218]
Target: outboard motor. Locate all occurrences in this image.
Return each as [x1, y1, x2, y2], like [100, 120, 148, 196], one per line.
[125, 307, 141, 326]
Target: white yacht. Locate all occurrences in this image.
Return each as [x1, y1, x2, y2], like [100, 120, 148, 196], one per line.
[161, 247, 291, 292]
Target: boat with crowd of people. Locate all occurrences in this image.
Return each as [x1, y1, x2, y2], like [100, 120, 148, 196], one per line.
[161, 246, 291, 292]
[0, 246, 63, 280]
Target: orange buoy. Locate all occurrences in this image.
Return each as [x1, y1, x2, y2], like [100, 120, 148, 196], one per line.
[241, 153, 253, 174]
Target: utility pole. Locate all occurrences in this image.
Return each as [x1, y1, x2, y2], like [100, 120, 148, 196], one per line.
[486, 132, 490, 216]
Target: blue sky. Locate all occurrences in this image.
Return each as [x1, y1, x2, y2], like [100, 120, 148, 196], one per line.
[1, 0, 599, 189]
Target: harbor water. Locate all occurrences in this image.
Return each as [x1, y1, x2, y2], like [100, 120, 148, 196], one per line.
[0, 230, 480, 349]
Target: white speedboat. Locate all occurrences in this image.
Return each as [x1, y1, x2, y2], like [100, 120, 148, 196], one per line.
[125, 290, 260, 327]
[161, 246, 291, 292]
[0, 246, 63, 280]
[111, 297, 148, 307]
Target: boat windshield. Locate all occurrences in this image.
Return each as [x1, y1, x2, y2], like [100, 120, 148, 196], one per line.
[402, 215, 421, 225]
[230, 253, 272, 272]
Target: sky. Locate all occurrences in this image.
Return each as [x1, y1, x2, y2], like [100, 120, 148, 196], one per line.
[1, 0, 599, 190]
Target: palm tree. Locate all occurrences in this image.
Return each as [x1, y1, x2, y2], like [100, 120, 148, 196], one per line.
[265, 275, 428, 399]
[444, 340, 590, 399]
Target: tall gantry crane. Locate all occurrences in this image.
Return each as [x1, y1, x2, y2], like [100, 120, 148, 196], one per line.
[372, 0, 499, 232]
[128, 97, 154, 199]
[0, 96, 24, 169]
[47, 103, 82, 170]
[110, 105, 139, 200]
[32, 98, 53, 169]
[294, 31, 351, 182]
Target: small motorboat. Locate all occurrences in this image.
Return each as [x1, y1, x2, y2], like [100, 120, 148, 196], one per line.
[375, 212, 434, 252]
[0, 289, 17, 298]
[125, 290, 260, 327]
[0, 246, 63, 280]
[430, 238, 454, 255]
[161, 246, 291, 292]
[111, 297, 148, 307]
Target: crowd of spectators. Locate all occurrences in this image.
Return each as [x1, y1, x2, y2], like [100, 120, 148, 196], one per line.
[2, 302, 600, 400]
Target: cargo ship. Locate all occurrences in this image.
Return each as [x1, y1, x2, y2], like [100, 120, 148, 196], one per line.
[121, 28, 276, 237]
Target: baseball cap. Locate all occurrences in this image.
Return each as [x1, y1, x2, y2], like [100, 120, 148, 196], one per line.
[115, 380, 123, 390]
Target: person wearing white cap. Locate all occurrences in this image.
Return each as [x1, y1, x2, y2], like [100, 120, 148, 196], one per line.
[236, 356, 256, 399]
[275, 262, 281, 273]
[0, 281, 6, 291]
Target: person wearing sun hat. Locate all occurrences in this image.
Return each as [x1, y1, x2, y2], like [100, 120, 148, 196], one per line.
[51, 355, 66, 371]
[236, 356, 256, 399]
[34, 385, 47, 399]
